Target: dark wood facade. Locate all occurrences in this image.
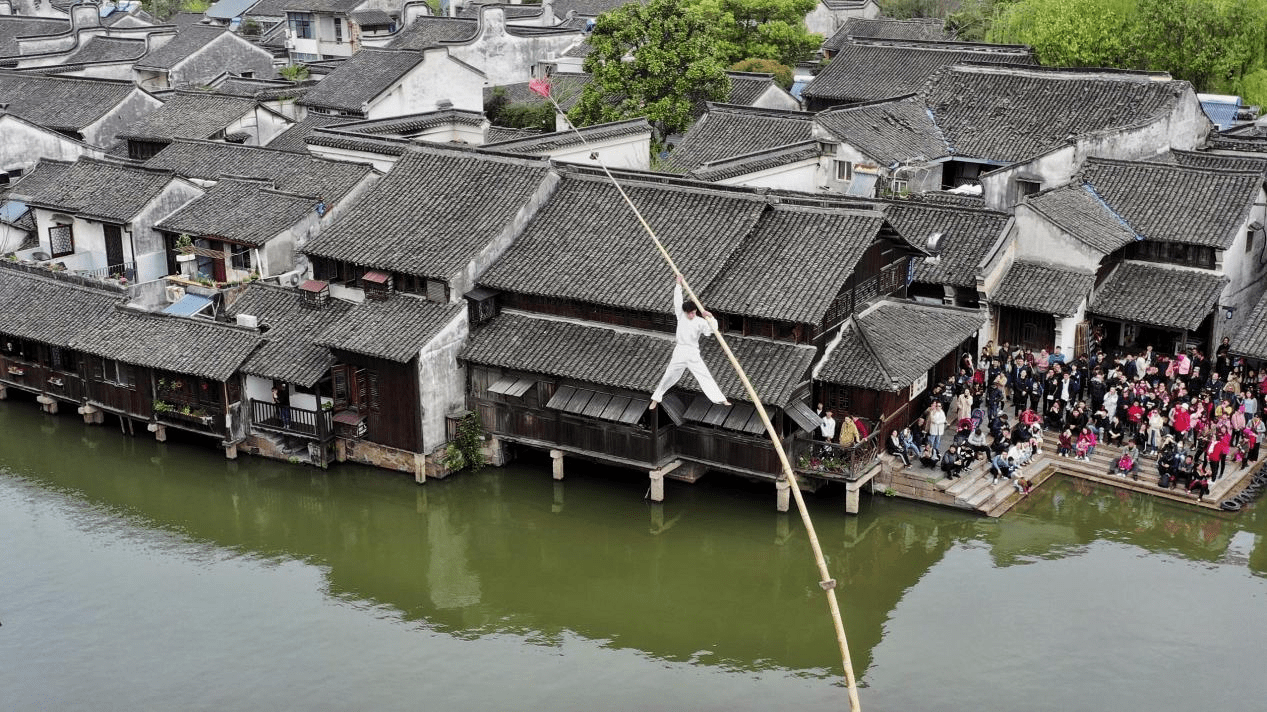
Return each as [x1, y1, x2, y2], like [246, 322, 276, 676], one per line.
[329, 349, 421, 453]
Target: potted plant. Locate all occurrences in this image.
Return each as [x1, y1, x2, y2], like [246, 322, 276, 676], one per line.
[175, 234, 196, 263]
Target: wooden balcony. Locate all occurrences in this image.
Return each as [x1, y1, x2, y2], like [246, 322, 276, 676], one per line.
[791, 430, 882, 482]
[250, 398, 334, 441]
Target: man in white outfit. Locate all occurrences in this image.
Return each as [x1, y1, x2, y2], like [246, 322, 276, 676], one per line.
[649, 276, 731, 409]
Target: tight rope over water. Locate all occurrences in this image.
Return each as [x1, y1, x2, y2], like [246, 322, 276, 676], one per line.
[528, 77, 863, 712]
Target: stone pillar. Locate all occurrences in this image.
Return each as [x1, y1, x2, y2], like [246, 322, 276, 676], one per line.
[648, 470, 665, 502]
[485, 436, 508, 467]
[78, 404, 104, 424]
[775, 514, 790, 543]
[0, 384, 7, 400]
[334, 438, 348, 462]
[413, 452, 426, 485]
[552, 480, 565, 514]
[152, 424, 167, 442]
[845, 481, 861, 515]
[776, 478, 791, 513]
[650, 502, 664, 531]
[36, 394, 58, 414]
[224, 442, 238, 460]
[550, 449, 564, 480]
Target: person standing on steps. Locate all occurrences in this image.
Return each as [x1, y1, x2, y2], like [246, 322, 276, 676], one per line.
[649, 275, 731, 410]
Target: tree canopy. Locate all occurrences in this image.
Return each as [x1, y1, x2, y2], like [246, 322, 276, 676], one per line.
[694, 0, 822, 67]
[570, 0, 730, 137]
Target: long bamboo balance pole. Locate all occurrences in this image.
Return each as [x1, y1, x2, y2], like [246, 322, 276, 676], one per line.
[533, 82, 862, 712]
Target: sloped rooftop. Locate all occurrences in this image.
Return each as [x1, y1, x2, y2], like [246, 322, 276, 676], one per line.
[660, 104, 815, 174]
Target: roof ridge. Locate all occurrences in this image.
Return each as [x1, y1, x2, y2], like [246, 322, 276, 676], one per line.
[850, 314, 897, 388]
[704, 102, 816, 120]
[946, 61, 1174, 81]
[558, 164, 772, 201]
[1083, 154, 1264, 178]
[842, 37, 1031, 52]
[818, 93, 920, 114]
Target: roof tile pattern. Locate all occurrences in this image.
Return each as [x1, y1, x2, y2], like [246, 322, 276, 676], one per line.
[703, 206, 884, 323]
[925, 65, 1185, 162]
[1090, 262, 1227, 331]
[143, 139, 373, 200]
[0, 71, 135, 133]
[690, 142, 819, 182]
[74, 309, 260, 381]
[803, 40, 1034, 105]
[661, 105, 815, 174]
[483, 118, 649, 154]
[479, 174, 768, 312]
[726, 72, 779, 105]
[815, 95, 947, 165]
[817, 300, 985, 390]
[0, 17, 70, 59]
[303, 147, 553, 279]
[64, 36, 147, 65]
[990, 261, 1095, 317]
[1023, 184, 1138, 254]
[300, 49, 425, 113]
[386, 17, 478, 49]
[121, 92, 258, 141]
[1232, 289, 1267, 361]
[822, 17, 951, 52]
[461, 312, 814, 405]
[264, 114, 350, 153]
[1168, 149, 1267, 174]
[136, 24, 231, 70]
[156, 178, 316, 246]
[228, 283, 351, 386]
[317, 294, 463, 363]
[19, 158, 176, 222]
[884, 199, 1007, 288]
[0, 264, 122, 347]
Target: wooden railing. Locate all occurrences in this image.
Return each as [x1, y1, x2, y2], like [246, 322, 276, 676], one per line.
[251, 398, 333, 441]
[792, 428, 882, 481]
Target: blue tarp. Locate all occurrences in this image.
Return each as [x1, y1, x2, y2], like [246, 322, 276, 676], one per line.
[0, 200, 28, 225]
[163, 294, 213, 317]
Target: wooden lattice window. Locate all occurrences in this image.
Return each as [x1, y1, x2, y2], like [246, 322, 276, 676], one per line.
[49, 224, 74, 258]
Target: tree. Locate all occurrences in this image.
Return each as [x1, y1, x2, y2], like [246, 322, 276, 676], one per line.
[729, 58, 794, 89]
[692, 0, 822, 67]
[988, 0, 1135, 68]
[570, 0, 730, 137]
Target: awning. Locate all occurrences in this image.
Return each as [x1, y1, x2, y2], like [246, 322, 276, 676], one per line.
[784, 399, 822, 433]
[1089, 262, 1227, 332]
[682, 395, 766, 435]
[546, 385, 648, 424]
[162, 294, 212, 317]
[487, 376, 535, 397]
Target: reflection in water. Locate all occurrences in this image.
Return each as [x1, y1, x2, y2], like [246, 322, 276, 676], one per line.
[1, 398, 1265, 711]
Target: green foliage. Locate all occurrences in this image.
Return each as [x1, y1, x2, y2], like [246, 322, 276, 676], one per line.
[279, 64, 310, 82]
[570, 0, 731, 136]
[442, 412, 487, 473]
[693, 0, 821, 66]
[144, 0, 207, 18]
[989, 0, 1135, 67]
[729, 58, 795, 89]
[877, 0, 944, 19]
[493, 102, 556, 131]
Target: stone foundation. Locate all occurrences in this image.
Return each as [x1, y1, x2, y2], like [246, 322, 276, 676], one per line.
[338, 438, 427, 483]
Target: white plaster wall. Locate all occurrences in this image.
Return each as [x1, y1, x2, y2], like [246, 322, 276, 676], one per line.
[414, 121, 488, 145]
[33, 209, 106, 272]
[1215, 189, 1267, 342]
[539, 134, 651, 170]
[752, 85, 801, 111]
[306, 143, 401, 172]
[817, 143, 885, 194]
[444, 9, 582, 86]
[131, 179, 205, 282]
[1011, 204, 1107, 272]
[0, 117, 104, 174]
[717, 160, 818, 191]
[170, 32, 276, 87]
[804, 0, 878, 36]
[417, 308, 468, 453]
[82, 88, 163, 149]
[365, 48, 485, 119]
[245, 374, 272, 404]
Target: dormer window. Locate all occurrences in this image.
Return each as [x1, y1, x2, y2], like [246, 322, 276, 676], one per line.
[362, 270, 392, 300]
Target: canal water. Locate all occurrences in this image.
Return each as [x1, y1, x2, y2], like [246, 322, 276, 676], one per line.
[2, 398, 1264, 712]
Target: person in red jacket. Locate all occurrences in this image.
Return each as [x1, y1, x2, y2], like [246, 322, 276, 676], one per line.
[1207, 431, 1231, 481]
[1171, 402, 1192, 441]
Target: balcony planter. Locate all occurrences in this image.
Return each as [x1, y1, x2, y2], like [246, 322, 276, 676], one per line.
[176, 253, 197, 263]
[48, 376, 64, 387]
[7, 366, 24, 377]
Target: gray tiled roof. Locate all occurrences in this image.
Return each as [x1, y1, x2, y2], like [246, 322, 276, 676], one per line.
[316, 293, 463, 363]
[208, 76, 312, 101]
[74, 308, 261, 381]
[135, 24, 232, 71]
[703, 205, 884, 323]
[726, 72, 779, 106]
[0, 263, 123, 348]
[0, 71, 136, 133]
[561, 39, 592, 58]
[925, 64, 1187, 163]
[322, 108, 486, 136]
[1232, 289, 1267, 361]
[1168, 149, 1267, 174]
[5, 160, 73, 201]
[155, 178, 316, 246]
[350, 9, 393, 25]
[485, 126, 543, 143]
[64, 36, 147, 65]
[1090, 262, 1227, 331]
[822, 17, 952, 52]
[143, 139, 374, 200]
[263, 114, 350, 152]
[816, 95, 948, 166]
[1209, 135, 1267, 154]
[883, 198, 1008, 288]
[227, 282, 352, 386]
[300, 49, 427, 113]
[303, 130, 413, 157]
[660, 104, 815, 174]
[1076, 157, 1261, 249]
[482, 118, 649, 154]
[244, 0, 288, 16]
[120, 92, 258, 141]
[461, 311, 814, 406]
[386, 16, 477, 49]
[816, 300, 985, 391]
[484, 72, 591, 112]
[1023, 184, 1138, 255]
[0, 17, 69, 59]
[19, 158, 178, 223]
[991, 261, 1094, 317]
[689, 141, 819, 182]
[803, 39, 1034, 106]
[302, 147, 553, 279]
[283, 0, 363, 12]
[170, 11, 211, 27]
[479, 172, 768, 312]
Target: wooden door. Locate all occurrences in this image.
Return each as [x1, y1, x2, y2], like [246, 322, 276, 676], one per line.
[211, 242, 227, 283]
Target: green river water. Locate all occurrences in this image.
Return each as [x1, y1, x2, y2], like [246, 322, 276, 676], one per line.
[2, 398, 1265, 711]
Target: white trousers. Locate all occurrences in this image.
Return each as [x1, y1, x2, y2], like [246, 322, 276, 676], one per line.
[651, 345, 727, 404]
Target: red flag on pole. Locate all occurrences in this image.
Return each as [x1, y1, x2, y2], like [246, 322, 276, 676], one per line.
[529, 76, 551, 98]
